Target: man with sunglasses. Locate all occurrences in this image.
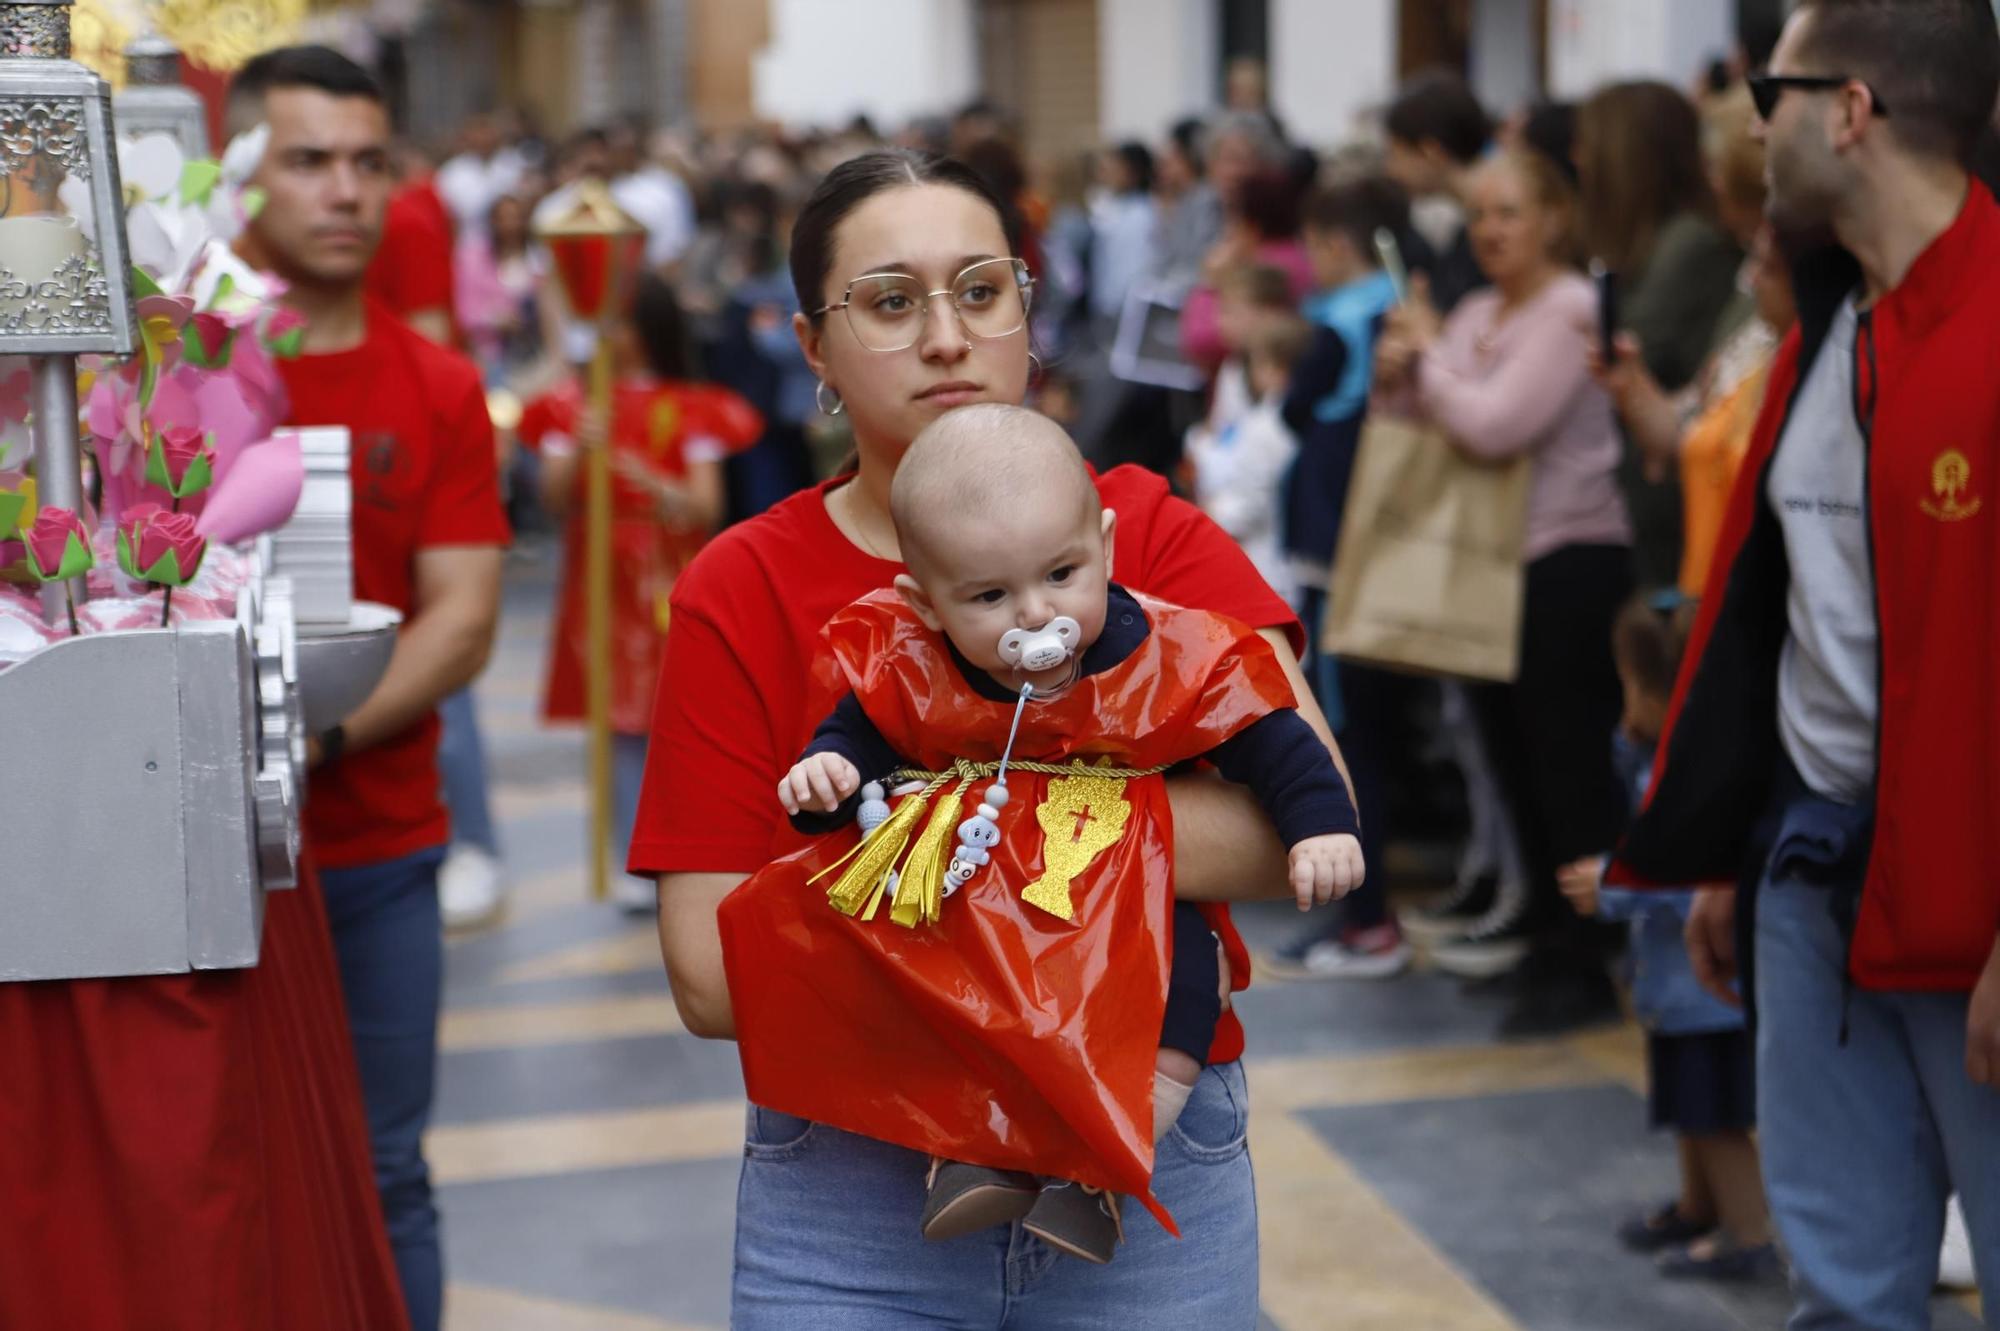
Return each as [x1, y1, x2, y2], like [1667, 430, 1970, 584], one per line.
[1609, 2, 2000, 1326]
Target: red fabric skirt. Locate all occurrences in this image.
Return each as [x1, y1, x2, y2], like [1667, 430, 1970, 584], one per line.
[0, 861, 407, 1330]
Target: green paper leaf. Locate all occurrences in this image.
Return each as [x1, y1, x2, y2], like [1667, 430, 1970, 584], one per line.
[0, 491, 25, 541]
[178, 160, 223, 207]
[269, 324, 305, 359]
[211, 272, 237, 306]
[180, 324, 235, 370]
[240, 186, 266, 220]
[130, 267, 165, 300]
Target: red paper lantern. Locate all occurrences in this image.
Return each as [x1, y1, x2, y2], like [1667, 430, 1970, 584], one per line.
[533, 181, 647, 324]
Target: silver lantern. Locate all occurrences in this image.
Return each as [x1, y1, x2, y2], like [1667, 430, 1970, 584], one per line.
[0, 0, 138, 623]
[113, 34, 208, 158]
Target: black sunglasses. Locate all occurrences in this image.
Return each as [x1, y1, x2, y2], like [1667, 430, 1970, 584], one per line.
[1748, 73, 1892, 121]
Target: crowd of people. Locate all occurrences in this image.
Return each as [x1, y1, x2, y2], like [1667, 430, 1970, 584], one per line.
[240, 0, 2000, 1326]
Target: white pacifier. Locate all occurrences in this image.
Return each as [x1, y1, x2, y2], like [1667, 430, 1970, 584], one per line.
[996, 616, 1080, 673]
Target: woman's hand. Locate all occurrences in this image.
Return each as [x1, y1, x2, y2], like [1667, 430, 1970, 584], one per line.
[1588, 331, 1681, 480]
[1384, 273, 1443, 351]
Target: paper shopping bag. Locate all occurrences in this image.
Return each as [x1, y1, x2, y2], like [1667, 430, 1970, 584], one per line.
[1322, 413, 1531, 683]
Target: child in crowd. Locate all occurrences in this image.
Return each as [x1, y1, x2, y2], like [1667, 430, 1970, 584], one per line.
[1186, 315, 1311, 600]
[1195, 262, 1301, 450]
[721, 405, 1361, 1264]
[1283, 175, 1408, 604]
[1560, 595, 1774, 1281]
[519, 274, 762, 909]
[1266, 174, 1424, 979]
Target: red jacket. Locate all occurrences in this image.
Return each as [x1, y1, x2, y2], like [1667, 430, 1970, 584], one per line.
[1610, 184, 2000, 992]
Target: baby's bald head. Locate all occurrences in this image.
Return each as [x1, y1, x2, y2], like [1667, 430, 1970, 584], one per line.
[891, 404, 1100, 579]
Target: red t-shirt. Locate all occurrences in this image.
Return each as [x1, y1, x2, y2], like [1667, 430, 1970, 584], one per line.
[280, 302, 512, 870]
[367, 180, 456, 328]
[630, 465, 1301, 1063]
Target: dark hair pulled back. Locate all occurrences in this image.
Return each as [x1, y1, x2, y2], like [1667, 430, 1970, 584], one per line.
[789, 148, 1022, 321]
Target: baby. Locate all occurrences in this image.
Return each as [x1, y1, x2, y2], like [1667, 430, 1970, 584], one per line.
[773, 405, 1362, 1262]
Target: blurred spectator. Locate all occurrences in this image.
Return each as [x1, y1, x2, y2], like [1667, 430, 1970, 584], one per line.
[455, 192, 545, 386]
[1150, 116, 1226, 291]
[1376, 149, 1633, 1035]
[436, 111, 526, 236]
[695, 180, 821, 520]
[1186, 312, 1308, 598]
[369, 140, 458, 346]
[1576, 80, 1743, 589]
[1198, 262, 1300, 444]
[1263, 175, 1421, 979]
[1087, 141, 1158, 325]
[609, 118, 697, 272]
[1183, 162, 1313, 372]
[1383, 71, 1494, 312]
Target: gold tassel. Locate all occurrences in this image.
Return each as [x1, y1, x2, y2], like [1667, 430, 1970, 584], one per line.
[813, 789, 928, 917]
[890, 781, 966, 928]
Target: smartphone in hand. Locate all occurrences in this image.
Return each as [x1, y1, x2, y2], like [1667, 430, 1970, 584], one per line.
[1374, 227, 1410, 305]
[1590, 260, 1619, 362]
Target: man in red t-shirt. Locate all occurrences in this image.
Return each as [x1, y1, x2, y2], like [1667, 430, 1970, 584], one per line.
[229, 48, 508, 1331]
[366, 149, 457, 347]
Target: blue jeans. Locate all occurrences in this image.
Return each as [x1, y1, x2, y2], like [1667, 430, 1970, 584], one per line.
[437, 688, 499, 856]
[1756, 875, 2000, 1329]
[321, 846, 447, 1331]
[732, 1060, 1260, 1328]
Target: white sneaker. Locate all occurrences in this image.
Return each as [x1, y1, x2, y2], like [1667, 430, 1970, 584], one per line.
[439, 845, 506, 931]
[1300, 924, 1414, 980]
[1428, 878, 1532, 978]
[612, 872, 658, 914]
[1939, 1194, 1975, 1289]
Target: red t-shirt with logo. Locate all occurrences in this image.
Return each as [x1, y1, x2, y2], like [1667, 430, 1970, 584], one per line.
[629, 466, 1301, 1063]
[280, 302, 512, 870]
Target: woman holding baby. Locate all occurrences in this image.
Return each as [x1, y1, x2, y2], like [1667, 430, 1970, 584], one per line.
[628, 149, 1348, 1327]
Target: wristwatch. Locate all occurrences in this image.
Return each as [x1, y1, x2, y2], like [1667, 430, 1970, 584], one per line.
[318, 723, 347, 766]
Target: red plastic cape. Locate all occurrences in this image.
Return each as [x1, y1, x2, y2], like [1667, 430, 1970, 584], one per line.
[718, 590, 1295, 1231]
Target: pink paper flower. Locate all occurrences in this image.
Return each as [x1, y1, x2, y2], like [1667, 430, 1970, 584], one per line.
[116, 503, 207, 587]
[145, 425, 216, 499]
[21, 507, 93, 583]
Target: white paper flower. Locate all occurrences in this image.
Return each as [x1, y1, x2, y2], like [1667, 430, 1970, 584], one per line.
[54, 132, 186, 236]
[127, 200, 208, 292]
[219, 123, 269, 188]
[120, 134, 186, 205]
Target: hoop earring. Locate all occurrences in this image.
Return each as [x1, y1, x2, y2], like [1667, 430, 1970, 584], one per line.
[1027, 352, 1044, 384]
[816, 380, 844, 417]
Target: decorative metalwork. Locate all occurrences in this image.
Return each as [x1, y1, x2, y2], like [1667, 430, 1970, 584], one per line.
[0, 95, 90, 200]
[0, 3, 71, 61]
[0, 249, 112, 335]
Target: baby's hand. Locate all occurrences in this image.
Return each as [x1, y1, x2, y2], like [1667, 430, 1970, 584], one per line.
[779, 752, 861, 815]
[1289, 833, 1364, 911]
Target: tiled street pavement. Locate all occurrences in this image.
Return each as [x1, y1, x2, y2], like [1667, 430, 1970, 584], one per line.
[434, 562, 1986, 1331]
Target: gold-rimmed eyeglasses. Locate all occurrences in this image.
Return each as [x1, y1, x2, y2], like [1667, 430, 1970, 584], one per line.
[813, 257, 1034, 353]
